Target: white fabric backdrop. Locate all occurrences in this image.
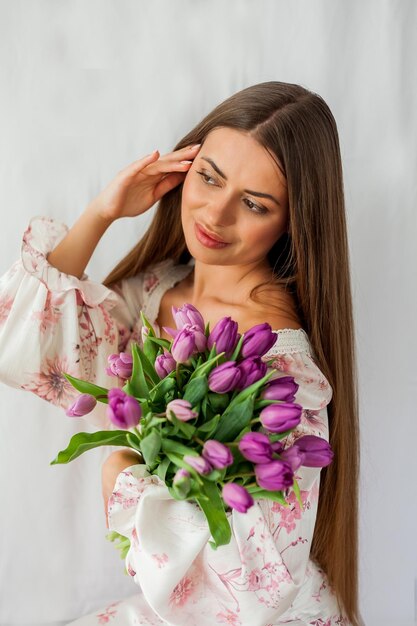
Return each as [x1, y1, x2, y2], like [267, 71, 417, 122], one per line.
[0, 1, 416, 625]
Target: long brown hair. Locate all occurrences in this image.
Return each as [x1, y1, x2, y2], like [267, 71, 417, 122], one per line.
[103, 81, 361, 624]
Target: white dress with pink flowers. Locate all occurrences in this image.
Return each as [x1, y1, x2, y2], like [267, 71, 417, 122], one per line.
[0, 216, 350, 626]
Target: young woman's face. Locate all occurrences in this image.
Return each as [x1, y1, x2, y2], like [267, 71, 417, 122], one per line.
[181, 127, 289, 267]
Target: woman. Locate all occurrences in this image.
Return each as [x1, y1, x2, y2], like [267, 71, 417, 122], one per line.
[0, 81, 360, 625]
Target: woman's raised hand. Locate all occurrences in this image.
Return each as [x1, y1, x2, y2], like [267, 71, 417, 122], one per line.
[90, 144, 201, 223]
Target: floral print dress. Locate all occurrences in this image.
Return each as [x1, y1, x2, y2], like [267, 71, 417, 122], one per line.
[0, 216, 351, 626]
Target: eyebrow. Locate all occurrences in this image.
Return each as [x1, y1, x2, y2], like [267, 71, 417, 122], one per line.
[200, 156, 282, 207]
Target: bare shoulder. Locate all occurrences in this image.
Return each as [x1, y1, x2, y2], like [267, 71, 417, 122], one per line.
[240, 286, 303, 334]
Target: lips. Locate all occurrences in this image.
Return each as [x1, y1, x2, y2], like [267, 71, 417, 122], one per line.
[196, 222, 228, 244]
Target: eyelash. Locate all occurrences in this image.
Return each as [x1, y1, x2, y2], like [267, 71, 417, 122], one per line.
[196, 170, 269, 215]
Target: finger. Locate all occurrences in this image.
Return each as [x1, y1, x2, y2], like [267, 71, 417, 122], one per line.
[154, 171, 188, 200]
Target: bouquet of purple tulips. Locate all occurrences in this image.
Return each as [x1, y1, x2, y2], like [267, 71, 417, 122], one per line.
[52, 303, 333, 549]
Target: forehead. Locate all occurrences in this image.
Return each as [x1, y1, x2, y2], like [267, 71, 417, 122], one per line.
[200, 127, 287, 190]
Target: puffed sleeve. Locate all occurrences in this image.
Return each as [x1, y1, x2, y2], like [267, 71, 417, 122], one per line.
[0, 215, 146, 428]
[106, 345, 339, 626]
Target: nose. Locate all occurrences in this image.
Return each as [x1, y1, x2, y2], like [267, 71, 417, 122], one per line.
[205, 196, 236, 228]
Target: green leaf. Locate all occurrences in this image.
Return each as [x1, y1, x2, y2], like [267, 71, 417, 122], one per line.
[149, 374, 177, 403]
[106, 531, 131, 560]
[196, 413, 221, 437]
[189, 352, 225, 381]
[146, 336, 172, 351]
[155, 456, 171, 482]
[135, 344, 160, 386]
[292, 476, 303, 510]
[126, 432, 142, 454]
[50, 430, 131, 464]
[246, 486, 288, 505]
[62, 373, 109, 403]
[161, 438, 197, 457]
[183, 376, 208, 405]
[196, 480, 231, 548]
[207, 392, 230, 412]
[126, 343, 149, 399]
[140, 311, 157, 337]
[225, 369, 276, 413]
[229, 333, 245, 361]
[140, 429, 162, 467]
[169, 414, 196, 438]
[213, 395, 255, 442]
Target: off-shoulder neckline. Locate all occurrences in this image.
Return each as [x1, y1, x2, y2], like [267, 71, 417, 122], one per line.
[142, 258, 313, 356]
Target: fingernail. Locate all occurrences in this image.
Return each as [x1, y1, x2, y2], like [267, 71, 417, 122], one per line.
[191, 144, 201, 148]
[180, 160, 192, 164]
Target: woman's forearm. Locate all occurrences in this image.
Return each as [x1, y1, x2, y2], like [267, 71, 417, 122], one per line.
[46, 202, 115, 279]
[102, 449, 143, 527]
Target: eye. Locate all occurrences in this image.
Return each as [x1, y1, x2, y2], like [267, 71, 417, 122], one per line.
[196, 170, 217, 185]
[196, 170, 268, 216]
[244, 199, 268, 215]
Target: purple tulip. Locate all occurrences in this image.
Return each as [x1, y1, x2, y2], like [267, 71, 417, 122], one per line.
[207, 317, 239, 357]
[172, 303, 205, 332]
[105, 352, 133, 379]
[238, 431, 273, 464]
[240, 323, 278, 358]
[261, 376, 299, 402]
[202, 440, 234, 469]
[271, 440, 284, 454]
[208, 361, 242, 393]
[171, 327, 196, 363]
[236, 357, 267, 390]
[184, 454, 213, 475]
[107, 388, 142, 429]
[222, 483, 254, 513]
[259, 402, 302, 433]
[255, 460, 294, 491]
[279, 445, 304, 472]
[172, 468, 191, 498]
[66, 393, 97, 417]
[292, 435, 334, 467]
[166, 399, 198, 422]
[185, 323, 207, 352]
[155, 349, 176, 378]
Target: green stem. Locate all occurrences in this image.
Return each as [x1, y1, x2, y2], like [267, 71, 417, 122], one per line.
[250, 418, 260, 426]
[175, 363, 182, 391]
[226, 472, 255, 480]
[192, 435, 205, 447]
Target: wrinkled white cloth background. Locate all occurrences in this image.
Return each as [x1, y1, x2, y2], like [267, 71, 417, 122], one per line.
[0, 1, 416, 625]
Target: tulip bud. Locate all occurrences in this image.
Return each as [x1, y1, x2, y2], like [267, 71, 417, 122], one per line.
[238, 431, 273, 464]
[202, 440, 234, 469]
[261, 376, 299, 401]
[172, 468, 191, 499]
[105, 352, 133, 379]
[184, 323, 207, 352]
[66, 393, 97, 417]
[155, 349, 176, 378]
[183, 455, 213, 475]
[259, 402, 302, 433]
[292, 435, 334, 467]
[171, 327, 196, 363]
[279, 445, 304, 472]
[172, 303, 205, 332]
[208, 361, 242, 394]
[107, 388, 142, 429]
[207, 317, 239, 357]
[166, 399, 198, 422]
[236, 357, 267, 390]
[254, 460, 294, 491]
[240, 323, 277, 358]
[222, 483, 254, 513]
